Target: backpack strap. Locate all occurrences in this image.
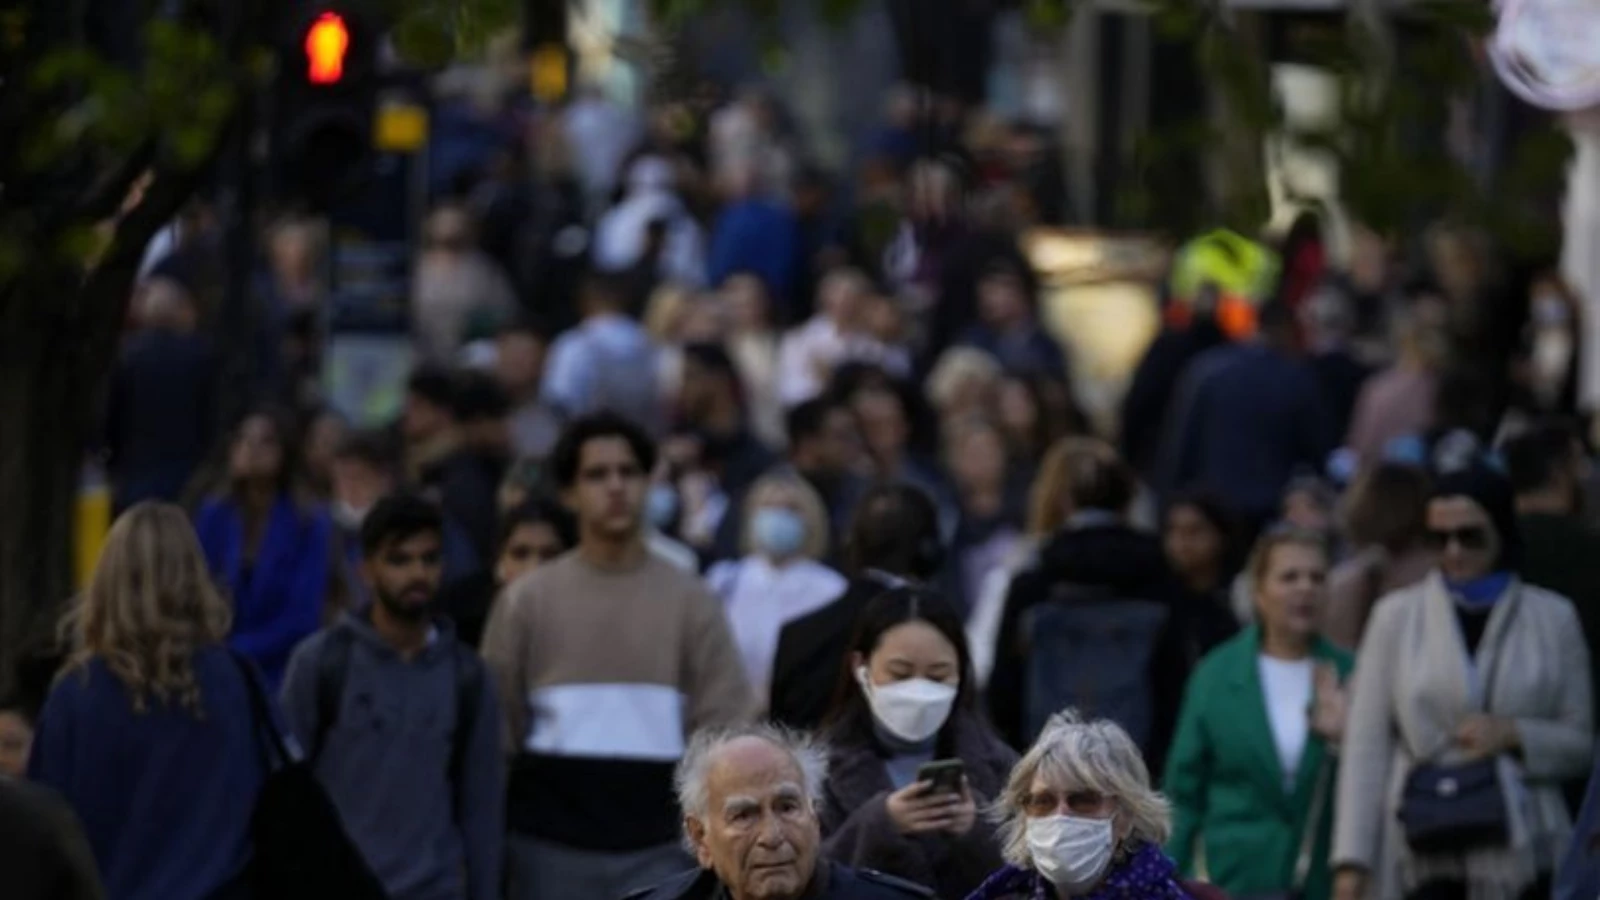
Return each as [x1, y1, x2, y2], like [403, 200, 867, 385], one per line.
[449, 642, 485, 826]
[313, 629, 356, 763]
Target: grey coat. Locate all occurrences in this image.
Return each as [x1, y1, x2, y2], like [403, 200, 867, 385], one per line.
[820, 711, 1018, 899]
[1332, 574, 1593, 900]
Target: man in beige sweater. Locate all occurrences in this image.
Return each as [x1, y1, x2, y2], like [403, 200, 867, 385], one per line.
[484, 412, 755, 900]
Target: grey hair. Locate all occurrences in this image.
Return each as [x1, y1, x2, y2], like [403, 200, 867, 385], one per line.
[674, 723, 830, 843]
[990, 709, 1172, 868]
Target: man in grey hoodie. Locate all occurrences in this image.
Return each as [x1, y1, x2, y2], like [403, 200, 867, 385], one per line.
[281, 494, 504, 900]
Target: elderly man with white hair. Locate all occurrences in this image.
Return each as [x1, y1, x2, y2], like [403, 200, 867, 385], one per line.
[964, 712, 1225, 900]
[626, 724, 936, 900]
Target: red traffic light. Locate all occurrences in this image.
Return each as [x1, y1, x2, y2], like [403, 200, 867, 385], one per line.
[305, 12, 351, 85]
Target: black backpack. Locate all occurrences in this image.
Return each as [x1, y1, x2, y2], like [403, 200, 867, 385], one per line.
[229, 652, 388, 900]
[1020, 584, 1170, 749]
[312, 628, 485, 822]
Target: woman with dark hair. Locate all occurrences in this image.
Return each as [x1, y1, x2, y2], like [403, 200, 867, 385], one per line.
[1162, 491, 1244, 665]
[441, 496, 579, 649]
[1332, 464, 1592, 900]
[995, 374, 1085, 469]
[819, 587, 1017, 899]
[193, 409, 333, 690]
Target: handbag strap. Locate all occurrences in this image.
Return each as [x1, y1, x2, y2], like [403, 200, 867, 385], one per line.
[1291, 756, 1333, 891]
[227, 649, 293, 771]
[1474, 590, 1521, 715]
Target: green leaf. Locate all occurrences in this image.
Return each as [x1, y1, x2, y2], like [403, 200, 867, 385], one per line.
[393, 10, 456, 68]
[1024, 0, 1073, 32]
[57, 226, 109, 266]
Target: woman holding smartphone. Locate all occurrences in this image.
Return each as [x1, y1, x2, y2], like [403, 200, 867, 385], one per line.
[819, 587, 1018, 898]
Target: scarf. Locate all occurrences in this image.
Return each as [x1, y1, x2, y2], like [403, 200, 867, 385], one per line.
[965, 842, 1190, 900]
[1446, 571, 1514, 610]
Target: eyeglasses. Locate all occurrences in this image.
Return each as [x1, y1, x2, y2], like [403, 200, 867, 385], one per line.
[1022, 789, 1114, 818]
[1425, 526, 1491, 552]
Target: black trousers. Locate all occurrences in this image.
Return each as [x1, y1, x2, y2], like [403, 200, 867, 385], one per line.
[1406, 872, 1552, 900]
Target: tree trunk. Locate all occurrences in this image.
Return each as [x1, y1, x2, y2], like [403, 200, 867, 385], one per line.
[0, 161, 202, 692]
[0, 278, 120, 691]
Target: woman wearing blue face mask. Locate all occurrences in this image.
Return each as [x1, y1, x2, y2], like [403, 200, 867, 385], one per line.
[819, 587, 1018, 899]
[969, 710, 1217, 900]
[1331, 463, 1592, 900]
[705, 474, 846, 706]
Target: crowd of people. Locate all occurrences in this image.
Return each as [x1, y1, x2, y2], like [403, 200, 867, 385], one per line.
[6, 72, 1600, 900]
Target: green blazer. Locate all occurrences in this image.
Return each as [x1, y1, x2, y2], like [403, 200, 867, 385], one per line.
[1162, 627, 1353, 900]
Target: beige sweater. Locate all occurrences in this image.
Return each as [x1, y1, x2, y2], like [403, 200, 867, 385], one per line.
[483, 547, 755, 758]
[1332, 573, 1592, 900]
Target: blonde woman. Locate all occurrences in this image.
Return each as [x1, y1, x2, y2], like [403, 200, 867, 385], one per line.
[706, 474, 847, 707]
[1164, 527, 1352, 900]
[30, 503, 275, 900]
[966, 711, 1220, 900]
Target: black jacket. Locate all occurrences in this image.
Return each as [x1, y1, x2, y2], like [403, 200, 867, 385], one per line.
[0, 779, 102, 900]
[626, 862, 934, 900]
[770, 572, 908, 732]
[821, 712, 1017, 899]
[985, 522, 1193, 774]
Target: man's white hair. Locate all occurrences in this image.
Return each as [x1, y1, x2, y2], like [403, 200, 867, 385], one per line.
[674, 723, 830, 825]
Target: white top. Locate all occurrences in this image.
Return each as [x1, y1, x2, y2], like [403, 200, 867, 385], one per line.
[707, 555, 847, 705]
[1258, 654, 1315, 790]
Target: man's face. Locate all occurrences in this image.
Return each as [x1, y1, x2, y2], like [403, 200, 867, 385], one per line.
[565, 436, 647, 542]
[363, 531, 444, 623]
[687, 738, 821, 900]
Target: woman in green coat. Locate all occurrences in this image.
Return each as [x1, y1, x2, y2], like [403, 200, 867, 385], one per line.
[1164, 526, 1354, 900]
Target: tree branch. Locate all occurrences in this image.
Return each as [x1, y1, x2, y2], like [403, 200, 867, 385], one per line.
[75, 141, 158, 223]
[77, 161, 208, 356]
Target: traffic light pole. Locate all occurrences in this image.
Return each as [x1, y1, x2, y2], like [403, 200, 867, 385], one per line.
[219, 88, 260, 430]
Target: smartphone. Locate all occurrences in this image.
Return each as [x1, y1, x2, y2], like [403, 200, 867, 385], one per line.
[916, 759, 965, 797]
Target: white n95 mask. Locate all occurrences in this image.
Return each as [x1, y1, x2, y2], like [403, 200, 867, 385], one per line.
[1026, 814, 1115, 894]
[855, 667, 957, 743]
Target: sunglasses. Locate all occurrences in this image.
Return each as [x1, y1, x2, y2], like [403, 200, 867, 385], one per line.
[1425, 526, 1491, 552]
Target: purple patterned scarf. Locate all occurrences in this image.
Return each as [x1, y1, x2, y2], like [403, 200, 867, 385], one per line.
[964, 841, 1192, 900]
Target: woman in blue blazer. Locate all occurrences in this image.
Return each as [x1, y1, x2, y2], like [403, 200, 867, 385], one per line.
[194, 409, 332, 690]
[1164, 525, 1354, 900]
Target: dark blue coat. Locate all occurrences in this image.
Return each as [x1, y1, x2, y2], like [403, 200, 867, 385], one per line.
[626, 862, 934, 900]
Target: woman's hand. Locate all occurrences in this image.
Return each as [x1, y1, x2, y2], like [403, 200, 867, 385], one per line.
[1333, 868, 1368, 900]
[942, 779, 978, 837]
[885, 781, 966, 836]
[1310, 663, 1349, 744]
[1455, 714, 1520, 759]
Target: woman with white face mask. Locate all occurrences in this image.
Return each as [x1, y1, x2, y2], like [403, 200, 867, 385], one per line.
[968, 710, 1217, 900]
[818, 587, 1018, 898]
[706, 475, 846, 707]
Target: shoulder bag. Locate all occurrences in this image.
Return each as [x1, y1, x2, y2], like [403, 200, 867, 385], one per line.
[1395, 599, 1518, 854]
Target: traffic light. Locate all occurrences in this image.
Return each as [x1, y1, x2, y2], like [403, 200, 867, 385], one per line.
[305, 12, 352, 85]
[276, 4, 378, 209]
